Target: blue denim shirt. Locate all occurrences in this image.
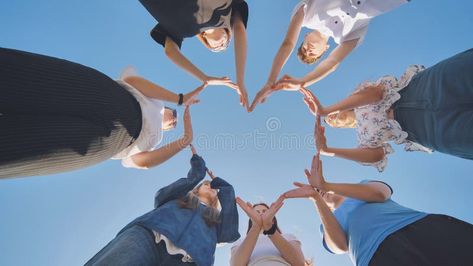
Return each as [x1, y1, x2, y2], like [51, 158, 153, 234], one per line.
[120, 154, 240, 266]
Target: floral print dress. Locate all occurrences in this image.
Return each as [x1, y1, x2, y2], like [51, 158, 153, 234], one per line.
[354, 65, 432, 172]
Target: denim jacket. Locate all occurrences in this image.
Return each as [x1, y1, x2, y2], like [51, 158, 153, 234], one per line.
[120, 154, 240, 266]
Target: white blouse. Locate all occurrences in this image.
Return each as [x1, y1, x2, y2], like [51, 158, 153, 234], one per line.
[292, 0, 409, 44]
[111, 67, 164, 169]
[354, 64, 432, 172]
[231, 233, 300, 266]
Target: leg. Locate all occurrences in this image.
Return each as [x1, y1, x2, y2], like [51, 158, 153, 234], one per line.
[369, 214, 473, 266]
[394, 49, 473, 158]
[85, 225, 160, 266]
[0, 47, 141, 136]
[0, 114, 133, 179]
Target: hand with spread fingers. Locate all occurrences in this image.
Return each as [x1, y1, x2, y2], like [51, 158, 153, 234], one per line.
[183, 82, 208, 106]
[300, 87, 326, 116]
[236, 197, 263, 228]
[273, 74, 305, 91]
[261, 196, 285, 231]
[315, 116, 329, 154]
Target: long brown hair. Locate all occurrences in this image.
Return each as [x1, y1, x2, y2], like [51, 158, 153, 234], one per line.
[246, 203, 282, 234]
[178, 181, 221, 227]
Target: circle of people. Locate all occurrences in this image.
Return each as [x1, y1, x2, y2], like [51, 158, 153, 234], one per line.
[1, 0, 473, 265]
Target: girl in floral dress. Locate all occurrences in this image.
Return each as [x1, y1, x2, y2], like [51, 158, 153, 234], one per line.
[302, 48, 473, 171]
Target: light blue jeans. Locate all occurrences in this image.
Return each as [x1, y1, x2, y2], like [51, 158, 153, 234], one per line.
[85, 225, 195, 266]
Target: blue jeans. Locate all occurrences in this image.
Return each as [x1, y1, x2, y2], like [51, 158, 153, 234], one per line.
[393, 48, 473, 160]
[85, 225, 195, 266]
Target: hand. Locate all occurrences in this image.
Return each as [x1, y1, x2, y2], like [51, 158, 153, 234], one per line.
[273, 74, 305, 91]
[315, 116, 328, 153]
[206, 168, 217, 180]
[203, 76, 233, 86]
[183, 82, 208, 106]
[300, 87, 326, 116]
[182, 106, 193, 145]
[261, 196, 284, 231]
[283, 182, 319, 200]
[236, 197, 262, 228]
[236, 83, 249, 110]
[189, 143, 197, 155]
[249, 81, 275, 112]
[306, 153, 327, 190]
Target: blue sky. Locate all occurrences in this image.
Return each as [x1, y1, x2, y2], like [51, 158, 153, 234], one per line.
[1, 1, 472, 265]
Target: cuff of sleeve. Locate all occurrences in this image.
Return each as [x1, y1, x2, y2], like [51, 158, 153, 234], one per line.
[210, 177, 231, 189]
[191, 154, 205, 167]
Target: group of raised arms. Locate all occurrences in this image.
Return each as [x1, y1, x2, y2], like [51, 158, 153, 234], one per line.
[1, 0, 473, 265]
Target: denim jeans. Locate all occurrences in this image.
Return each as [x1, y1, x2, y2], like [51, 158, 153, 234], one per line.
[85, 225, 195, 266]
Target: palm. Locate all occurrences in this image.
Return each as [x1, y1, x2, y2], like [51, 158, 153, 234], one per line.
[261, 197, 284, 230]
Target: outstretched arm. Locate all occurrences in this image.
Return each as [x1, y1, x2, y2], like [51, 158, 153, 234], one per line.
[130, 106, 193, 169]
[249, 6, 305, 111]
[233, 14, 249, 109]
[315, 118, 385, 163]
[301, 85, 383, 116]
[164, 37, 208, 82]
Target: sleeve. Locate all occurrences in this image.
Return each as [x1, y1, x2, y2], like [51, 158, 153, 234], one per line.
[231, 0, 249, 28]
[341, 25, 368, 46]
[212, 177, 241, 243]
[319, 225, 336, 254]
[291, 0, 308, 23]
[154, 154, 206, 208]
[358, 142, 394, 172]
[150, 23, 184, 49]
[359, 179, 394, 195]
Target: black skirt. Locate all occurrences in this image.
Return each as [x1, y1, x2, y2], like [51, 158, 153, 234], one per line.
[369, 214, 473, 266]
[0, 48, 142, 178]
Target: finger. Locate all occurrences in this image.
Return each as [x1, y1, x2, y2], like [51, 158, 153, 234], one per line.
[304, 169, 311, 179]
[293, 182, 306, 188]
[190, 144, 197, 154]
[311, 155, 318, 174]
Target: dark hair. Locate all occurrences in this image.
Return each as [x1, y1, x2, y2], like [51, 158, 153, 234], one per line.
[246, 203, 282, 234]
[178, 181, 221, 227]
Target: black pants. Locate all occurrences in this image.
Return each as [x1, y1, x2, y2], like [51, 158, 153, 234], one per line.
[369, 214, 473, 266]
[0, 48, 142, 178]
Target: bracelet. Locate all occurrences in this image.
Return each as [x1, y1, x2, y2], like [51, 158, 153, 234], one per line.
[263, 223, 277, 236]
[178, 93, 184, 106]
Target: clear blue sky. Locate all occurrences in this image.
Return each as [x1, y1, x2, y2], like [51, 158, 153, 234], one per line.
[1, 1, 472, 265]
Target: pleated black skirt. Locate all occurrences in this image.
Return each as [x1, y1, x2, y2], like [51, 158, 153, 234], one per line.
[0, 48, 142, 178]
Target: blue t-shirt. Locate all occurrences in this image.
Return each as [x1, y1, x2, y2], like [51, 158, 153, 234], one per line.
[321, 180, 428, 266]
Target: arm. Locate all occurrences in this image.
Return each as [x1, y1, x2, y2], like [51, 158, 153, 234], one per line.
[324, 182, 391, 203]
[124, 76, 207, 105]
[267, 6, 305, 84]
[154, 154, 206, 208]
[130, 106, 193, 169]
[322, 147, 385, 164]
[283, 183, 348, 254]
[164, 37, 208, 82]
[301, 39, 358, 87]
[312, 195, 348, 254]
[315, 118, 385, 163]
[268, 232, 305, 266]
[214, 177, 241, 243]
[230, 224, 261, 266]
[130, 137, 190, 169]
[233, 14, 249, 108]
[320, 84, 384, 115]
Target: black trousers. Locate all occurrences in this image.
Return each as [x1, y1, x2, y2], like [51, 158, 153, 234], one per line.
[369, 214, 473, 266]
[0, 48, 142, 178]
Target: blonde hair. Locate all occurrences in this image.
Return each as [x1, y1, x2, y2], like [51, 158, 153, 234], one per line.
[197, 28, 232, 53]
[297, 43, 322, 65]
[178, 181, 221, 226]
[324, 110, 357, 128]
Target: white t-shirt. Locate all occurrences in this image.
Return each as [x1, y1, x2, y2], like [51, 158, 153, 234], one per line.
[231, 233, 300, 266]
[292, 0, 409, 44]
[111, 68, 164, 169]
